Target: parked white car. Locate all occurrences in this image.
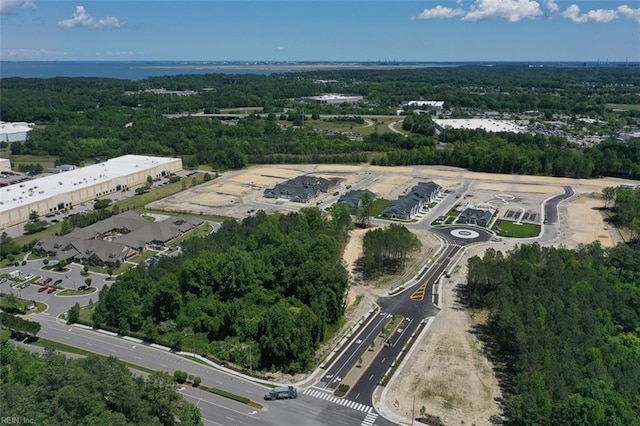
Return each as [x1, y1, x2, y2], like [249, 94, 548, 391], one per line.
[24, 273, 35, 281]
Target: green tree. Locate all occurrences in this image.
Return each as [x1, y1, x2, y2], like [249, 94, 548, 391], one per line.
[67, 303, 81, 323]
[602, 187, 616, 209]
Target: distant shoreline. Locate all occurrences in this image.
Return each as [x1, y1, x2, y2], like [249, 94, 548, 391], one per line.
[2, 60, 637, 80]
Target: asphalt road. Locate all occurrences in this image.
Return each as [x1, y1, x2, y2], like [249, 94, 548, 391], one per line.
[4, 178, 574, 426]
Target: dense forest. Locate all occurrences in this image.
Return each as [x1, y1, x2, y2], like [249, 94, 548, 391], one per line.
[0, 334, 202, 425]
[2, 67, 639, 178]
[466, 242, 640, 425]
[90, 208, 351, 373]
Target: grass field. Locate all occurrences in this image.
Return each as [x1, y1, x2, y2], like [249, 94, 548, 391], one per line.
[3, 155, 58, 170]
[493, 219, 540, 238]
[607, 103, 640, 112]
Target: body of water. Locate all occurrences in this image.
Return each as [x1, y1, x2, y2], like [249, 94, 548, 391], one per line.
[1, 61, 634, 80]
[0, 61, 280, 80]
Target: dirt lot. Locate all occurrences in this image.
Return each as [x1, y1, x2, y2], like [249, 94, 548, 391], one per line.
[147, 164, 638, 422]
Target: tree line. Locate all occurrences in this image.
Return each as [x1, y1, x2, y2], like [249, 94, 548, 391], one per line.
[0, 334, 202, 425]
[89, 208, 351, 373]
[2, 66, 639, 178]
[465, 242, 640, 425]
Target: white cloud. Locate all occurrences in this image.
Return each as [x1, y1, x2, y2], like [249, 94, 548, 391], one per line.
[462, 0, 543, 22]
[0, 0, 35, 15]
[58, 5, 123, 28]
[544, 0, 559, 14]
[415, 5, 465, 20]
[0, 48, 58, 58]
[562, 4, 618, 23]
[618, 5, 640, 23]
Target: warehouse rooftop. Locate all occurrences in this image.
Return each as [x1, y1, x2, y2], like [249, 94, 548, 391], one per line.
[0, 155, 178, 213]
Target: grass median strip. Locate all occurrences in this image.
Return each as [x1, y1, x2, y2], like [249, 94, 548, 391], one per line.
[31, 338, 157, 375]
[30, 336, 263, 408]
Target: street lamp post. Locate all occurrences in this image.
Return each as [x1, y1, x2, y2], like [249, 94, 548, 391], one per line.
[249, 345, 252, 377]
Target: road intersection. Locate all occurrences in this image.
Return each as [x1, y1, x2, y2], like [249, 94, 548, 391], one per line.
[1, 180, 576, 425]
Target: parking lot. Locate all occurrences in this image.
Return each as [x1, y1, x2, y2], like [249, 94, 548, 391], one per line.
[0, 258, 108, 314]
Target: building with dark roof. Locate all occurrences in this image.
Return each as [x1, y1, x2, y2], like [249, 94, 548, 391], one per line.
[457, 207, 495, 227]
[381, 181, 441, 220]
[263, 175, 339, 203]
[33, 212, 204, 266]
[337, 190, 376, 210]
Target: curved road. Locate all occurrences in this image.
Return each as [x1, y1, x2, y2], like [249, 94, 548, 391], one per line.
[5, 179, 577, 425]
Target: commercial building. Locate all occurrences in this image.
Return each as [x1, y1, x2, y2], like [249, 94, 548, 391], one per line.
[33, 212, 202, 266]
[299, 94, 364, 105]
[401, 101, 444, 110]
[457, 206, 496, 227]
[0, 159, 11, 172]
[0, 155, 182, 229]
[433, 119, 526, 134]
[0, 121, 34, 143]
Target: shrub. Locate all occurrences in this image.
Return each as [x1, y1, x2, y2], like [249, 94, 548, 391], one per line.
[193, 377, 201, 387]
[173, 370, 188, 383]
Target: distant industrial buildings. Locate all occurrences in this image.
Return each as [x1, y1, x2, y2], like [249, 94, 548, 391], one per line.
[0, 155, 182, 229]
[401, 101, 444, 110]
[433, 119, 526, 134]
[0, 121, 34, 143]
[299, 94, 364, 105]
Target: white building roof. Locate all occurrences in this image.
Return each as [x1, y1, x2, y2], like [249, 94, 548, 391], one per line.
[0, 121, 34, 135]
[433, 119, 526, 133]
[404, 101, 444, 108]
[0, 155, 178, 214]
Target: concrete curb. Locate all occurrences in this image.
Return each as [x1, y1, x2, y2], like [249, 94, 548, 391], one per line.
[375, 316, 436, 426]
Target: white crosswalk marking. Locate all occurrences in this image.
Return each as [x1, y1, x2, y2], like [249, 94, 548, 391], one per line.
[361, 411, 378, 426]
[302, 388, 372, 413]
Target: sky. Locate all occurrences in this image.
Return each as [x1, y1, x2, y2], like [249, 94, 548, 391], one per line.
[1, 0, 639, 62]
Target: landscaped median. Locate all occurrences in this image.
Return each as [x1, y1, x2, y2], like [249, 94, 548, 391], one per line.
[333, 314, 401, 397]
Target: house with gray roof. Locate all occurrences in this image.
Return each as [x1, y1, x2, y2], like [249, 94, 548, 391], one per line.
[34, 235, 134, 266]
[411, 181, 441, 202]
[34, 212, 204, 266]
[337, 190, 376, 210]
[381, 180, 441, 220]
[263, 175, 339, 203]
[457, 207, 495, 227]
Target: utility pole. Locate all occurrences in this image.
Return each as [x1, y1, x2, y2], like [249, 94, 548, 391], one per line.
[411, 393, 415, 425]
[249, 345, 252, 377]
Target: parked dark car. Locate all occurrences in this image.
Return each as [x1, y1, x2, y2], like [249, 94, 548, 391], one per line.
[53, 279, 63, 286]
[47, 287, 57, 294]
[43, 277, 52, 285]
[78, 285, 88, 291]
[38, 286, 48, 293]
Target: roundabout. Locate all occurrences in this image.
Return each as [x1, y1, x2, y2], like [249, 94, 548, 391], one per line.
[450, 229, 480, 239]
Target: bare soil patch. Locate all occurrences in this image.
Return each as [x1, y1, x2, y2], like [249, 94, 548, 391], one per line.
[387, 243, 503, 426]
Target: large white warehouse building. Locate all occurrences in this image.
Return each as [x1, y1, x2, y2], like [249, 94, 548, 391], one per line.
[0, 121, 34, 143]
[0, 155, 182, 229]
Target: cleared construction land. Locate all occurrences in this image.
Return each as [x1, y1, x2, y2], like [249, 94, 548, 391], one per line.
[148, 164, 637, 424]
